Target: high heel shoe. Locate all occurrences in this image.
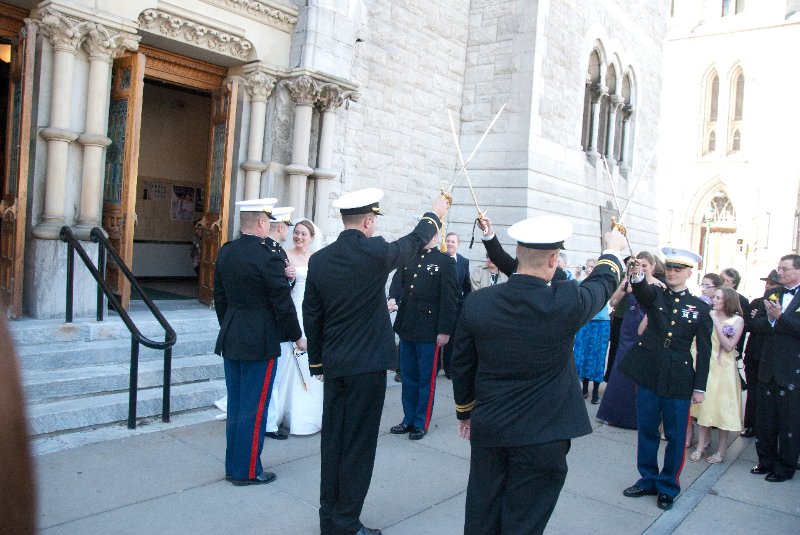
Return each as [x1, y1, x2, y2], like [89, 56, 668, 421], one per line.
[690, 449, 704, 462]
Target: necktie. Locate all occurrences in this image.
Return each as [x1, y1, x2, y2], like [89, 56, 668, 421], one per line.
[786, 287, 798, 295]
[490, 273, 497, 286]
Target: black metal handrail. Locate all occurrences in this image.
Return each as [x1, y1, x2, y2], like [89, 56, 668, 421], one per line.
[59, 226, 177, 429]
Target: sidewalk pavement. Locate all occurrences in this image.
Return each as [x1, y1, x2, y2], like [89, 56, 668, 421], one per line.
[33, 376, 799, 534]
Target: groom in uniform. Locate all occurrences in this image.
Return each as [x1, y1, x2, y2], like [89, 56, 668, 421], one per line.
[214, 199, 305, 485]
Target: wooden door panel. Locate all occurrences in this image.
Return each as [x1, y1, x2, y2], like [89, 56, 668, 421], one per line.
[102, 52, 145, 311]
[0, 22, 34, 318]
[198, 80, 238, 305]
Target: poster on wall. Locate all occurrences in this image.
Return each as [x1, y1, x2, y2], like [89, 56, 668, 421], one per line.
[171, 185, 195, 221]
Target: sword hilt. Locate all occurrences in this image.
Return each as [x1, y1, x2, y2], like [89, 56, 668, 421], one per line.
[611, 217, 627, 236]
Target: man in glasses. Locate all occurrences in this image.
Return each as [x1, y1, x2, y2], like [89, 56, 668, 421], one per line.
[620, 247, 712, 511]
[750, 255, 800, 482]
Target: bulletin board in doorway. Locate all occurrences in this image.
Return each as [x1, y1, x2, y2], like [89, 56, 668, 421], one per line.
[135, 177, 204, 242]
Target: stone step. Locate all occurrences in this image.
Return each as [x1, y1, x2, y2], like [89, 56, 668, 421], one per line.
[27, 379, 227, 436]
[14, 331, 218, 371]
[8, 306, 219, 347]
[22, 354, 224, 404]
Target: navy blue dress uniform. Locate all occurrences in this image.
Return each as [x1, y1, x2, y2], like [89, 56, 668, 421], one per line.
[452, 216, 624, 535]
[751, 260, 800, 482]
[213, 201, 302, 485]
[389, 245, 458, 436]
[620, 247, 712, 509]
[303, 188, 444, 535]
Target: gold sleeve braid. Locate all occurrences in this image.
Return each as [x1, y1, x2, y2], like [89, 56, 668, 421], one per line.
[455, 400, 475, 413]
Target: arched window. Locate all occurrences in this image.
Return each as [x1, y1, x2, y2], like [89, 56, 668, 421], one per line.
[581, 50, 601, 151]
[703, 70, 719, 155]
[597, 64, 616, 157]
[728, 70, 744, 153]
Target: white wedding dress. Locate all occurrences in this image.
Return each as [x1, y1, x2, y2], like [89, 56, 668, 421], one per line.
[264, 266, 323, 435]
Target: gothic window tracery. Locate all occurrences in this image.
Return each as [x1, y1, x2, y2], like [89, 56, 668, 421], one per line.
[728, 70, 744, 153]
[703, 70, 719, 155]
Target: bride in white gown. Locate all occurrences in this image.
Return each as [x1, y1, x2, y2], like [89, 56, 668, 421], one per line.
[215, 219, 324, 436]
[264, 219, 324, 435]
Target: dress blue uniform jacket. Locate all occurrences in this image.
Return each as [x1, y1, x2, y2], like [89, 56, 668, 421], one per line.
[451, 252, 622, 448]
[389, 248, 458, 342]
[213, 234, 302, 360]
[620, 282, 712, 399]
[304, 214, 441, 378]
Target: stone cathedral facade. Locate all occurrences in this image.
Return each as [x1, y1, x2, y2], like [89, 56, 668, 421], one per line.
[0, 0, 668, 319]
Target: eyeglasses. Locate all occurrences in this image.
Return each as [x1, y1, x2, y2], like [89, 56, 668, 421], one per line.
[776, 266, 797, 272]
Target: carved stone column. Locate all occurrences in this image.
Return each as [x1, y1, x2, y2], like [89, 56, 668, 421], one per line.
[604, 95, 625, 167]
[284, 75, 319, 217]
[619, 105, 635, 176]
[31, 8, 89, 239]
[75, 24, 140, 238]
[241, 69, 275, 200]
[587, 84, 608, 160]
[313, 84, 358, 238]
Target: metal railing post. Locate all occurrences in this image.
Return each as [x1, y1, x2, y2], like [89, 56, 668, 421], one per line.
[65, 239, 74, 323]
[128, 337, 140, 429]
[162, 334, 172, 423]
[97, 242, 106, 322]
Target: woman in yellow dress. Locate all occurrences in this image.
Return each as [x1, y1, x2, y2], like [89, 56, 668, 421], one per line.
[690, 287, 744, 463]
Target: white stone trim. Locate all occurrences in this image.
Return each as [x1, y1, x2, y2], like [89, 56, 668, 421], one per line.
[199, 0, 298, 32]
[138, 8, 253, 61]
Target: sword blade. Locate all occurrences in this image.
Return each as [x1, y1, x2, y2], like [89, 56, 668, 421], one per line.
[618, 146, 657, 225]
[447, 110, 484, 216]
[602, 156, 634, 256]
[446, 104, 506, 193]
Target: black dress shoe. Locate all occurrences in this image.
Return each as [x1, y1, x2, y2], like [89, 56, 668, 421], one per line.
[355, 527, 382, 535]
[740, 428, 755, 438]
[230, 472, 276, 486]
[590, 395, 600, 405]
[765, 472, 793, 483]
[390, 423, 413, 434]
[265, 430, 288, 440]
[657, 493, 674, 510]
[623, 484, 658, 498]
[409, 428, 427, 440]
[750, 465, 770, 475]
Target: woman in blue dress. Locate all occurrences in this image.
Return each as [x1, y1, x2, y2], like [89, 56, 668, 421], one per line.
[596, 251, 664, 429]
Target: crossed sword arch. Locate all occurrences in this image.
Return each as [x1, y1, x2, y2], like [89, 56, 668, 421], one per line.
[442, 104, 654, 259]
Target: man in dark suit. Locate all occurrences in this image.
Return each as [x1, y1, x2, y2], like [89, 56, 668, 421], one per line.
[213, 200, 305, 486]
[750, 254, 800, 482]
[451, 215, 626, 534]
[741, 270, 782, 437]
[440, 232, 470, 377]
[621, 247, 712, 510]
[304, 188, 448, 535]
[388, 233, 458, 440]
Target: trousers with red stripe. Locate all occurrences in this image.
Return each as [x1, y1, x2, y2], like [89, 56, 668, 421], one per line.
[224, 357, 278, 480]
[398, 339, 439, 431]
[635, 385, 691, 498]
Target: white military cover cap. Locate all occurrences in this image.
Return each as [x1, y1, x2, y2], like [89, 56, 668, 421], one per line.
[661, 247, 701, 268]
[270, 206, 295, 225]
[507, 215, 572, 250]
[332, 188, 384, 216]
[235, 197, 278, 216]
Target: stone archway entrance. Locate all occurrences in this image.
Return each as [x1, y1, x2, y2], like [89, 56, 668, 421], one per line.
[101, 45, 235, 309]
[698, 189, 738, 274]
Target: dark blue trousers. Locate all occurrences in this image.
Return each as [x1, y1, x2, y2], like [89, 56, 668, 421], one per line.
[635, 385, 690, 497]
[398, 339, 438, 430]
[224, 357, 278, 481]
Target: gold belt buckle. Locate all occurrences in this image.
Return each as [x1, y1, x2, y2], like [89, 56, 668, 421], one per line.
[663, 339, 671, 349]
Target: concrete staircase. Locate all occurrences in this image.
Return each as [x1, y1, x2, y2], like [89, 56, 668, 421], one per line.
[9, 302, 225, 436]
